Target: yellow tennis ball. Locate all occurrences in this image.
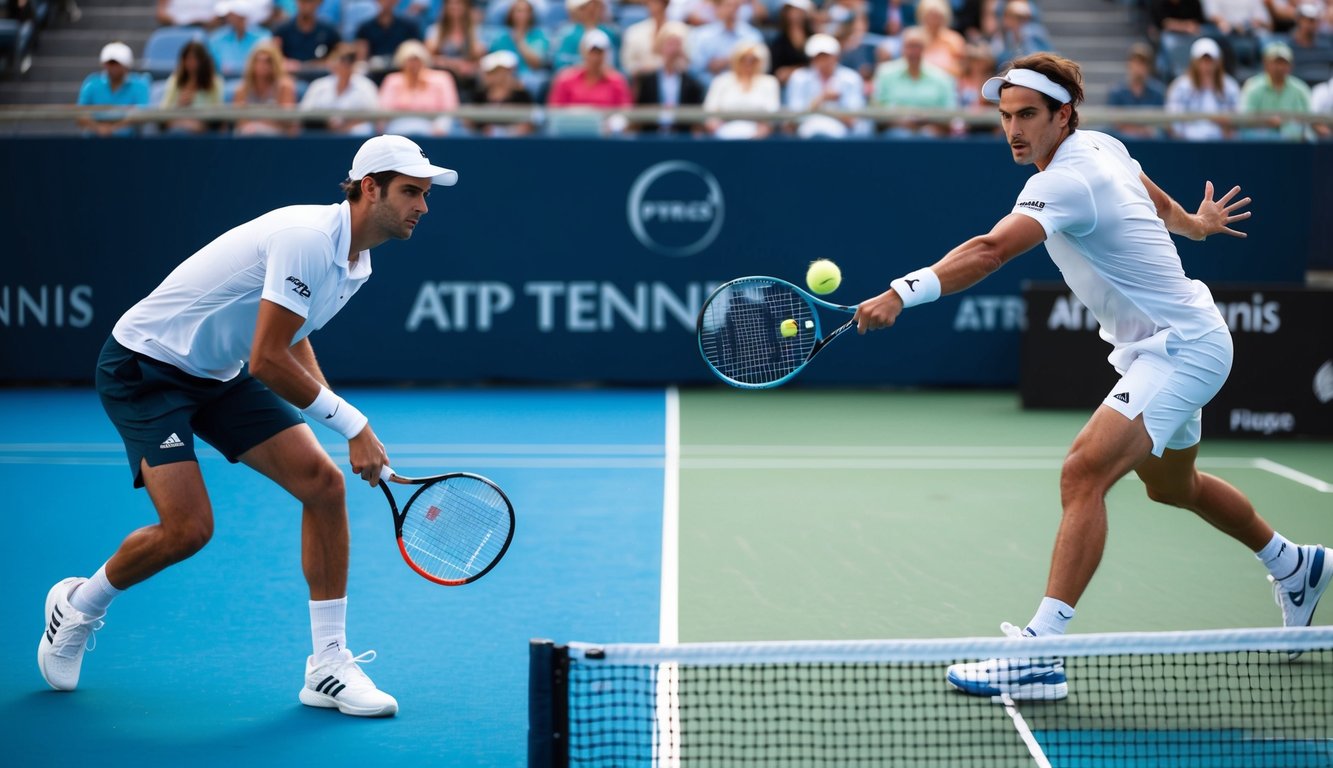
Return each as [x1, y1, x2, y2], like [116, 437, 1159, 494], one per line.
[779, 318, 798, 337]
[806, 259, 842, 295]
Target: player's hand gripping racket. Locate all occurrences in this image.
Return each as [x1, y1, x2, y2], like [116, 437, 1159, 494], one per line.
[377, 467, 515, 586]
[697, 276, 858, 389]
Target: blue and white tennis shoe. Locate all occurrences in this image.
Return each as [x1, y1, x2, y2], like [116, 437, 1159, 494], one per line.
[1271, 544, 1331, 630]
[945, 622, 1068, 701]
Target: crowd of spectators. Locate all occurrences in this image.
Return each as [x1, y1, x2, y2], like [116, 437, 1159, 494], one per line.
[68, 0, 1332, 139]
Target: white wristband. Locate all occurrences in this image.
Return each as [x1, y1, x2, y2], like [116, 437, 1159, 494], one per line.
[301, 385, 369, 440]
[890, 267, 942, 309]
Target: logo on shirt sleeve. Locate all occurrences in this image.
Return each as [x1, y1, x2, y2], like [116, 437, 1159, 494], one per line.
[1017, 200, 1047, 210]
[286, 275, 312, 298]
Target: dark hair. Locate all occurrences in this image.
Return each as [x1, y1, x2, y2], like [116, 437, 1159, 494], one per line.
[341, 171, 402, 201]
[505, 0, 533, 27]
[175, 40, 216, 91]
[1004, 52, 1084, 130]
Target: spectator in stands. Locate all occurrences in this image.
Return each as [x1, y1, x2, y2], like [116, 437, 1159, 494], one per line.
[548, 28, 632, 106]
[1166, 36, 1240, 139]
[379, 38, 460, 134]
[1240, 40, 1313, 137]
[425, 0, 485, 93]
[992, 0, 1052, 67]
[671, 0, 767, 27]
[1150, 0, 1207, 78]
[1204, 0, 1269, 66]
[1311, 73, 1332, 136]
[3, 0, 38, 76]
[914, 0, 966, 77]
[956, 41, 997, 108]
[702, 39, 779, 139]
[299, 41, 379, 134]
[356, 0, 422, 68]
[1107, 42, 1168, 137]
[469, 50, 536, 136]
[953, 0, 999, 42]
[273, 0, 341, 72]
[77, 42, 152, 137]
[688, 0, 765, 87]
[631, 21, 705, 134]
[621, 0, 669, 77]
[488, 0, 551, 96]
[785, 32, 867, 138]
[232, 40, 298, 135]
[1262, 0, 1302, 32]
[209, 0, 272, 77]
[830, 0, 877, 82]
[553, 0, 618, 73]
[768, 0, 814, 86]
[157, 0, 222, 28]
[159, 40, 224, 133]
[872, 25, 957, 135]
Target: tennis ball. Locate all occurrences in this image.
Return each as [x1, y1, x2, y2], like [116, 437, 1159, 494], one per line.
[779, 318, 799, 337]
[806, 259, 842, 295]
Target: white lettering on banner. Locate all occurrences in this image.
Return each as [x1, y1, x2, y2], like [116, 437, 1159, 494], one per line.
[626, 161, 725, 257]
[954, 296, 1026, 332]
[0, 285, 94, 328]
[525, 281, 710, 332]
[1047, 294, 1099, 331]
[1229, 409, 1296, 435]
[1216, 293, 1281, 333]
[405, 282, 514, 332]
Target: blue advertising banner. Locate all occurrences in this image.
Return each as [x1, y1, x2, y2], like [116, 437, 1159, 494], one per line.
[0, 137, 1320, 385]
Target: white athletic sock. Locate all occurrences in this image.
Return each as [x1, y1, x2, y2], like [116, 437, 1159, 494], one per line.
[68, 564, 121, 617]
[310, 597, 348, 662]
[1257, 532, 1302, 589]
[1026, 597, 1075, 637]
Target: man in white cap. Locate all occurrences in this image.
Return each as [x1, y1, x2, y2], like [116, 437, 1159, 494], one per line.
[207, 0, 273, 77]
[76, 42, 152, 137]
[39, 135, 458, 719]
[784, 32, 866, 138]
[1241, 40, 1314, 139]
[854, 52, 1327, 700]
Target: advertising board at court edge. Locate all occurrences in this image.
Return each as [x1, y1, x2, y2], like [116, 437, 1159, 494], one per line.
[403, 160, 727, 335]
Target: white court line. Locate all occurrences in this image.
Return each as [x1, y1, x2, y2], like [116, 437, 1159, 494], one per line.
[999, 694, 1054, 768]
[661, 388, 680, 645]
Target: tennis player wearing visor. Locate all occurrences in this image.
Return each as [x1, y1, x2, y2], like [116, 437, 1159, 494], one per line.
[38, 135, 457, 717]
[852, 53, 1328, 700]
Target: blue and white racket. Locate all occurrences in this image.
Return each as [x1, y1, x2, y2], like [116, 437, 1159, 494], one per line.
[696, 276, 858, 389]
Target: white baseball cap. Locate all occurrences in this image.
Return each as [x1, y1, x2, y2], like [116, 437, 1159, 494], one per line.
[1189, 37, 1221, 60]
[481, 50, 519, 72]
[348, 135, 458, 186]
[581, 28, 612, 52]
[100, 42, 133, 66]
[805, 33, 841, 58]
[782, 0, 814, 12]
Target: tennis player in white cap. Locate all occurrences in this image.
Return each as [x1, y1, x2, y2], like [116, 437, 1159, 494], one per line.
[853, 53, 1328, 699]
[39, 135, 457, 717]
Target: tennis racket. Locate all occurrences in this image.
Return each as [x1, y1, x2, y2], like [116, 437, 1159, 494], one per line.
[377, 466, 515, 586]
[697, 276, 858, 389]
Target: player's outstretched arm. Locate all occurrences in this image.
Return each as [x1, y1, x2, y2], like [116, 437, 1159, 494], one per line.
[854, 213, 1045, 333]
[1141, 174, 1252, 241]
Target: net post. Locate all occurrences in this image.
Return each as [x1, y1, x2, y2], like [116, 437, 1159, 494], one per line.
[528, 638, 569, 768]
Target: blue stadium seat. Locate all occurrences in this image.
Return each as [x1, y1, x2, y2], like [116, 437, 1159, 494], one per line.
[143, 26, 206, 79]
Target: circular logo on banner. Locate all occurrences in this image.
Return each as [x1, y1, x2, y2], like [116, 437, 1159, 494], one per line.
[627, 161, 724, 257]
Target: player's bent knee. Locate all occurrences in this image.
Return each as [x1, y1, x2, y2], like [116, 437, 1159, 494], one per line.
[165, 520, 213, 561]
[1144, 483, 1193, 508]
[300, 458, 346, 508]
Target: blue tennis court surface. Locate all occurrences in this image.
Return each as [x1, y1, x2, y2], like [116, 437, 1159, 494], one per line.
[0, 388, 668, 767]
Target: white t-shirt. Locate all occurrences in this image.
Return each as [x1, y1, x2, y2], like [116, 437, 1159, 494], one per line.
[113, 201, 371, 380]
[1011, 130, 1226, 365]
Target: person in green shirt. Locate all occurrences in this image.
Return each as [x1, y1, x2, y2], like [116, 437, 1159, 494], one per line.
[872, 26, 957, 136]
[1240, 41, 1312, 140]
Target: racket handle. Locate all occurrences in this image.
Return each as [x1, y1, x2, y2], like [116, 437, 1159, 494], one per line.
[380, 465, 396, 483]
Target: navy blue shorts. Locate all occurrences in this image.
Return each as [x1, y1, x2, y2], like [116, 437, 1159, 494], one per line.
[96, 336, 305, 488]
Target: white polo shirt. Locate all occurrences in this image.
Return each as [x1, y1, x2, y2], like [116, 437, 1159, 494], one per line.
[1011, 130, 1226, 367]
[113, 201, 371, 381]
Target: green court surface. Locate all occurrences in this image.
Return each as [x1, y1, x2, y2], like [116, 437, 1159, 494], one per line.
[677, 390, 1333, 643]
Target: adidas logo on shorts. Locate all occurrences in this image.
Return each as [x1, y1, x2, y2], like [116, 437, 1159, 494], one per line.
[159, 433, 185, 449]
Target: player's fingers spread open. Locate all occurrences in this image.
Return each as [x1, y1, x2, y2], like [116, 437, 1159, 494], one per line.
[1217, 184, 1241, 205]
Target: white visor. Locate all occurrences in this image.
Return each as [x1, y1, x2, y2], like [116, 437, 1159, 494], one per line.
[981, 68, 1071, 105]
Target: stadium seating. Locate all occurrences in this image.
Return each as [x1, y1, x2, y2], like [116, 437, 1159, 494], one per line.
[142, 25, 206, 79]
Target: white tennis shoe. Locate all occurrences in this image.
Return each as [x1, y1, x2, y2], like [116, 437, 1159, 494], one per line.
[37, 577, 105, 691]
[945, 622, 1068, 701]
[299, 649, 399, 717]
[1271, 544, 1332, 630]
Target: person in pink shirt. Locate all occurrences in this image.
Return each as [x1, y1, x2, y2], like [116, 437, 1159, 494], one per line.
[547, 28, 632, 108]
[379, 39, 460, 136]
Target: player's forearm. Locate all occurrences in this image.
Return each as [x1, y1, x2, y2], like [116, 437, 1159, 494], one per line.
[1157, 197, 1206, 240]
[249, 346, 324, 408]
[931, 235, 1008, 295]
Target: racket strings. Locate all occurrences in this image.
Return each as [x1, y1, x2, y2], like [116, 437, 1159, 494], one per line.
[400, 478, 511, 581]
[700, 282, 816, 385]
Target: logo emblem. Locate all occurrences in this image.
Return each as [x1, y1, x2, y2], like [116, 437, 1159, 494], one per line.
[1113, 392, 1129, 404]
[286, 275, 312, 298]
[627, 161, 725, 257]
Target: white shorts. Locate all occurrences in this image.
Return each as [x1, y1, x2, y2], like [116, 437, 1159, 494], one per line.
[1102, 326, 1233, 457]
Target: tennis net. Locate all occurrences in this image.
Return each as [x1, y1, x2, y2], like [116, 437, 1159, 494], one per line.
[528, 627, 1333, 767]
